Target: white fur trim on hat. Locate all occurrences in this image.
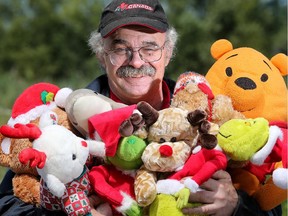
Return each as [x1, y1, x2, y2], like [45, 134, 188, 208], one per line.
[272, 168, 288, 189]
[7, 103, 57, 127]
[115, 191, 136, 214]
[250, 126, 282, 165]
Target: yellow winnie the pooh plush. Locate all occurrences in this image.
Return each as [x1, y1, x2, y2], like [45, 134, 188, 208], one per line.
[206, 39, 287, 122]
[205, 39, 287, 210]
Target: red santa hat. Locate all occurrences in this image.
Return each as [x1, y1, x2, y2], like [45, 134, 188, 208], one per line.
[7, 82, 72, 126]
[88, 104, 137, 157]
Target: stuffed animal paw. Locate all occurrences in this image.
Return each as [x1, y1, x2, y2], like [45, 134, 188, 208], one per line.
[175, 188, 190, 209]
[46, 174, 66, 198]
[124, 202, 142, 216]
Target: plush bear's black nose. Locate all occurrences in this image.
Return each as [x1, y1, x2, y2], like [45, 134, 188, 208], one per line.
[235, 77, 256, 90]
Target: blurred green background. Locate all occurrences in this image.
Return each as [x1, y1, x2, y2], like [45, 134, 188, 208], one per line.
[0, 0, 287, 213]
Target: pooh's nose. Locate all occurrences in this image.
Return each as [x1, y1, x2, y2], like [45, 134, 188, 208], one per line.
[235, 77, 256, 90]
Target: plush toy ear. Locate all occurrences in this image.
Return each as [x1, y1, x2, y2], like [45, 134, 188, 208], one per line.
[137, 101, 159, 127]
[119, 113, 144, 137]
[199, 133, 217, 149]
[270, 53, 288, 76]
[187, 109, 206, 126]
[210, 39, 233, 60]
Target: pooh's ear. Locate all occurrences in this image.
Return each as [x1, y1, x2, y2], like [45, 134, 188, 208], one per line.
[271, 53, 288, 76]
[210, 39, 233, 60]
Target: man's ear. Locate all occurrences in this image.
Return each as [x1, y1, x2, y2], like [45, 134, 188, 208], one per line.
[96, 53, 106, 67]
[164, 49, 173, 67]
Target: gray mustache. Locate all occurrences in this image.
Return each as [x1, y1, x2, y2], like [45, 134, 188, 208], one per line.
[116, 66, 156, 78]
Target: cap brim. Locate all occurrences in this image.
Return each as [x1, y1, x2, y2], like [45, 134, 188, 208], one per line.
[100, 17, 168, 38]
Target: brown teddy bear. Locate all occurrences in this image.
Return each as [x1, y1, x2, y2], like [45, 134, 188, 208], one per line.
[0, 82, 73, 206]
[205, 39, 288, 210]
[171, 71, 245, 126]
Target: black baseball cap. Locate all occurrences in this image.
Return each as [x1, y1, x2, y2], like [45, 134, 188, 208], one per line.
[98, 0, 169, 38]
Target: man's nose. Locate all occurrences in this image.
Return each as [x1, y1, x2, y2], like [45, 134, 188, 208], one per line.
[128, 50, 145, 68]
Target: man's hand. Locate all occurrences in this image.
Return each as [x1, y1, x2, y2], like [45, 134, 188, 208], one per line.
[182, 170, 238, 216]
[88, 194, 106, 216]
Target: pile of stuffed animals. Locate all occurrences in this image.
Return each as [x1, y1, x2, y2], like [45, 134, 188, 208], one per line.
[0, 39, 286, 216]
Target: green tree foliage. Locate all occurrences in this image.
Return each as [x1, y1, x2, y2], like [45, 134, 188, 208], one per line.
[164, 0, 287, 79]
[0, 0, 104, 81]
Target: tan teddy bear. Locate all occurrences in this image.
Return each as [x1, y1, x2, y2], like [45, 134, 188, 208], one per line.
[0, 82, 73, 206]
[171, 71, 245, 126]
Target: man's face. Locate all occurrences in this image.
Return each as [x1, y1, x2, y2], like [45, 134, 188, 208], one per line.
[102, 26, 171, 103]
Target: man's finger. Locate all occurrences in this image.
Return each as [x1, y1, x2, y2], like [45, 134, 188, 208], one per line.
[89, 194, 103, 207]
[182, 204, 214, 215]
[188, 190, 214, 203]
[212, 170, 232, 181]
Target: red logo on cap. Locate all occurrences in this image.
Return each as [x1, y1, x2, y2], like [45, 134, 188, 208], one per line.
[116, 3, 153, 11]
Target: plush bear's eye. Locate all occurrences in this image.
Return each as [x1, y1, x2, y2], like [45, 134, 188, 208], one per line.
[72, 154, 76, 160]
[225, 67, 233, 77]
[170, 137, 177, 142]
[159, 138, 165, 143]
[260, 73, 268, 82]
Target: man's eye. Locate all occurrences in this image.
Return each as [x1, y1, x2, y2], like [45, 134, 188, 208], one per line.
[113, 48, 127, 55]
[141, 47, 157, 55]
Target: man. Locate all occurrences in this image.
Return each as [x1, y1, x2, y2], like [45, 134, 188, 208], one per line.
[85, 0, 282, 216]
[0, 0, 282, 215]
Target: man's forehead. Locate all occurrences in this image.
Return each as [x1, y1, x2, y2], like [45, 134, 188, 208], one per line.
[104, 26, 166, 45]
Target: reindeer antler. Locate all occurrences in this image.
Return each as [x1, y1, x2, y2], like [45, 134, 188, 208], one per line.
[19, 148, 47, 169]
[0, 123, 41, 139]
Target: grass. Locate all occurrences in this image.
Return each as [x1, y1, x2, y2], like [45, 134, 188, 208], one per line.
[0, 167, 7, 182]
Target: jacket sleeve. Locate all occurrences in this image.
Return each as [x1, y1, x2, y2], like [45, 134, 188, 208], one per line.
[0, 170, 66, 216]
[233, 189, 282, 216]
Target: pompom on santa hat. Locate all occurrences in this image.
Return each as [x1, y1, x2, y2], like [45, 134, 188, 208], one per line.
[7, 82, 72, 127]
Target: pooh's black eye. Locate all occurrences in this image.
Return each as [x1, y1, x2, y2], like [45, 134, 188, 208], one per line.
[225, 67, 233, 77]
[260, 73, 268, 82]
[159, 138, 165, 143]
[72, 154, 76, 160]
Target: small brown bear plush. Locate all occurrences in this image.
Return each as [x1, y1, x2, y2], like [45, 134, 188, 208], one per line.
[171, 71, 244, 126]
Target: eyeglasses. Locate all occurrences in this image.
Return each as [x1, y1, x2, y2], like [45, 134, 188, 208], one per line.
[104, 42, 167, 66]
